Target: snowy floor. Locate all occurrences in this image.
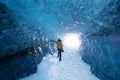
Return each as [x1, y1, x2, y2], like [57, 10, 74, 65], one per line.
[20, 51, 99, 80]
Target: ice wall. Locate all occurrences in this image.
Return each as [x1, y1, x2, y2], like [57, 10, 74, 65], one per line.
[0, 1, 51, 80]
[82, 0, 120, 80]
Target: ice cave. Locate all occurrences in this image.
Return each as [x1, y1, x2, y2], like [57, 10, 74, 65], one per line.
[0, 0, 120, 80]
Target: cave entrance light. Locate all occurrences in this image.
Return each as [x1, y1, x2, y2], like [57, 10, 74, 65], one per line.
[63, 33, 81, 51]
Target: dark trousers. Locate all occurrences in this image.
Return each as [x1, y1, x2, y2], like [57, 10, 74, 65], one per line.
[58, 49, 62, 61]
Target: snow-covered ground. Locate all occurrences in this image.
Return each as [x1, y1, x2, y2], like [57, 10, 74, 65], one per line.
[20, 50, 99, 80]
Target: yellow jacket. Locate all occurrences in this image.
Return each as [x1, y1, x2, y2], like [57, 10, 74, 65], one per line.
[52, 40, 63, 49]
[57, 41, 63, 49]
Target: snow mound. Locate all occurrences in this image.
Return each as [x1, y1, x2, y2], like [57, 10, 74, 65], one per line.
[20, 52, 99, 80]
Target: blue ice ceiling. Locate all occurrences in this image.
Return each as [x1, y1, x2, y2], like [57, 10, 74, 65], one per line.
[1, 0, 65, 36]
[1, 0, 113, 35]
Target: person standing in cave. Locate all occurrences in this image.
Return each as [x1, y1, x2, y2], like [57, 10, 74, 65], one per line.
[50, 38, 64, 61]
